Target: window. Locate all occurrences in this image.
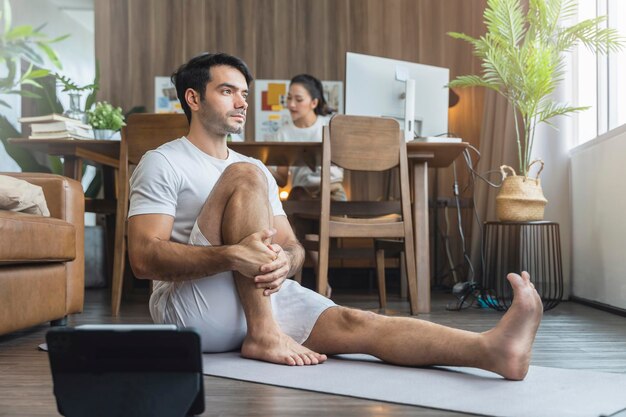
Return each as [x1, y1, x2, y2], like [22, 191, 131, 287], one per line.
[575, 0, 626, 145]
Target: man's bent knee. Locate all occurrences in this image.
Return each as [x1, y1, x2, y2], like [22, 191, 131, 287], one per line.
[195, 163, 268, 244]
[222, 162, 267, 191]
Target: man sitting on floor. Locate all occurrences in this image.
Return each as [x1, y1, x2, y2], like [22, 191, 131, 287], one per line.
[127, 52, 543, 380]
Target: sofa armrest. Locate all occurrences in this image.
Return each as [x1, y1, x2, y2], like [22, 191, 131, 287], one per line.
[4, 173, 83, 221]
[3, 172, 85, 314]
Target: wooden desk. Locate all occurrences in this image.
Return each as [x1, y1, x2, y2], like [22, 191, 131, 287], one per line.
[10, 138, 467, 313]
[9, 138, 120, 214]
[8, 138, 119, 178]
[7, 139, 317, 176]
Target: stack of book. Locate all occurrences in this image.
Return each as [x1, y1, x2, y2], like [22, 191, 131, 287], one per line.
[18, 114, 94, 140]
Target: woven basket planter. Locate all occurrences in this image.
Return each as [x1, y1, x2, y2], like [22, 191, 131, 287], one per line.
[496, 160, 548, 222]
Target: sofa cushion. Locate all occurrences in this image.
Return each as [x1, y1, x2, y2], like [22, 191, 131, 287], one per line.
[0, 210, 75, 264]
[0, 174, 50, 216]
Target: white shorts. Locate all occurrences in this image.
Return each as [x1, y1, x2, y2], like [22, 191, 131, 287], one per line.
[149, 221, 336, 352]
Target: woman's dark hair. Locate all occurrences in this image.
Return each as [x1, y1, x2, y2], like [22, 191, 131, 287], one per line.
[290, 74, 332, 116]
[171, 52, 254, 123]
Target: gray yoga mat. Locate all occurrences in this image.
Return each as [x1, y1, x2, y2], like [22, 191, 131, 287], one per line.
[203, 352, 626, 417]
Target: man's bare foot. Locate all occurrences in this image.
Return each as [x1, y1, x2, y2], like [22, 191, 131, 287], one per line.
[241, 327, 327, 366]
[481, 271, 543, 380]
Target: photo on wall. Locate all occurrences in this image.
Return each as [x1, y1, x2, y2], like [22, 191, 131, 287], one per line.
[154, 77, 183, 114]
[254, 80, 343, 141]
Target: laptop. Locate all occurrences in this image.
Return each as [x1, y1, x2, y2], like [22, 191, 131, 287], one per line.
[46, 324, 204, 417]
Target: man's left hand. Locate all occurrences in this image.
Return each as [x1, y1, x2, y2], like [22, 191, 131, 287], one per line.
[255, 243, 290, 296]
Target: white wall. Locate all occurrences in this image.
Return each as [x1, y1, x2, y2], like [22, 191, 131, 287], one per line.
[530, 60, 575, 299]
[570, 124, 626, 309]
[0, 0, 94, 171]
[532, 119, 573, 299]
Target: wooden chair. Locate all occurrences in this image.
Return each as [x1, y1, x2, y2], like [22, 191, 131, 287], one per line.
[111, 113, 189, 316]
[306, 115, 419, 315]
[374, 238, 409, 310]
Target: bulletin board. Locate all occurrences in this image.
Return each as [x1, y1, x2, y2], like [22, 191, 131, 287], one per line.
[254, 80, 343, 141]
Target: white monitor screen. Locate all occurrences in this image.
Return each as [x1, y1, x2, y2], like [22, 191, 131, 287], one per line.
[345, 52, 449, 139]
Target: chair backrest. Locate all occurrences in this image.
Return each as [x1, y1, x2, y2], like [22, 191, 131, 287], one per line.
[328, 115, 401, 171]
[122, 113, 189, 165]
[111, 113, 190, 316]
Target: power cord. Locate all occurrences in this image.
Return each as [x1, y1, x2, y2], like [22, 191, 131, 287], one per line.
[446, 281, 480, 311]
[445, 144, 505, 311]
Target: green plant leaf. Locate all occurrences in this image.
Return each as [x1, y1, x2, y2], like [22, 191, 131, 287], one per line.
[538, 102, 589, 124]
[2, 0, 12, 35]
[36, 41, 62, 68]
[27, 68, 49, 79]
[20, 78, 43, 88]
[5, 24, 34, 40]
[32, 22, 47, 33]
[448, 74, 500, 92]
[447, 31, 478, 43]
[14, 43, 45, 66]
[48, 34, 70, 44]
[84, 60, 100, 111]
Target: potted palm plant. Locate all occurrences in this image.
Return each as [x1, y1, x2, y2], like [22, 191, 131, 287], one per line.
[448, 0, 623, 221]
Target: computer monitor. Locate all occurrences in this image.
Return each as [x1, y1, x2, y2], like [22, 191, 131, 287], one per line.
[345, 52, 449, 141]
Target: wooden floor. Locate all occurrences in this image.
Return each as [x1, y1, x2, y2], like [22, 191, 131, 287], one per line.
[1, 287, 626, 417]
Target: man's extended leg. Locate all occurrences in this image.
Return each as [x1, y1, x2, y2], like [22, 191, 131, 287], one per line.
[196, 162, 326, 366]
[303, 272, 542, 380]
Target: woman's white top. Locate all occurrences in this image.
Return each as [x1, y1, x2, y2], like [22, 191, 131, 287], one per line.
[275, 115, 343, 189]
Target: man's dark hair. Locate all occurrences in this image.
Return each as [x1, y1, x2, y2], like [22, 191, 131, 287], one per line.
[171, 52, 254, 123]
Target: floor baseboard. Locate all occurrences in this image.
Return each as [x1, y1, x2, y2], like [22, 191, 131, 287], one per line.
[570, 296, 626, 317]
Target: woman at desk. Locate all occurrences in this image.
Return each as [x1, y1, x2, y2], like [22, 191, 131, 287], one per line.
[272, 74, 346, 201]
[272, 74, 346, 298]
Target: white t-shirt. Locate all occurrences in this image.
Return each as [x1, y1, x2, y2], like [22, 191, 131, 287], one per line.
[128, 138, 335, 343]
[128, 136, 285, 244]
[275, 115, 343, 189]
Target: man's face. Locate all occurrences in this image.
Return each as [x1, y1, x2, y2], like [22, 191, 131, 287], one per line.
[195, 65, 249, 135]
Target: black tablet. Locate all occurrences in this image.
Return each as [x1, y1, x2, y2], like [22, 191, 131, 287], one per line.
[46, 324, 204, 417]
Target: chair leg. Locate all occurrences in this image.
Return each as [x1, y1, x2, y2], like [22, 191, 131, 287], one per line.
[375, 249, 387, 311]
[400, 251, 408, 300]
[403, 239, 419, 315]
[317, 236, 330, 298]
[111, 236, 126, 317]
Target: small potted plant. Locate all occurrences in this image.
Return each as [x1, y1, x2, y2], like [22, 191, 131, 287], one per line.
[448, 0, 623, 221]
[87, 101, 126, 140]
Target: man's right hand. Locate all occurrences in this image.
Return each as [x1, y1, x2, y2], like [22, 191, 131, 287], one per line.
[230, 228, 278, 278]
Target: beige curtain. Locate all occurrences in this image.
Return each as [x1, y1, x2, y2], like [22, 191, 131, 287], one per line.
[469, 89, 519, 277]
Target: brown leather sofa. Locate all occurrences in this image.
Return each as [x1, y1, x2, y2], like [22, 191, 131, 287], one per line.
[0, 173, 84, 335]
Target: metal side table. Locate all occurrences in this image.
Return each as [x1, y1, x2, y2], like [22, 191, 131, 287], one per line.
[481, 221, 563, 311]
